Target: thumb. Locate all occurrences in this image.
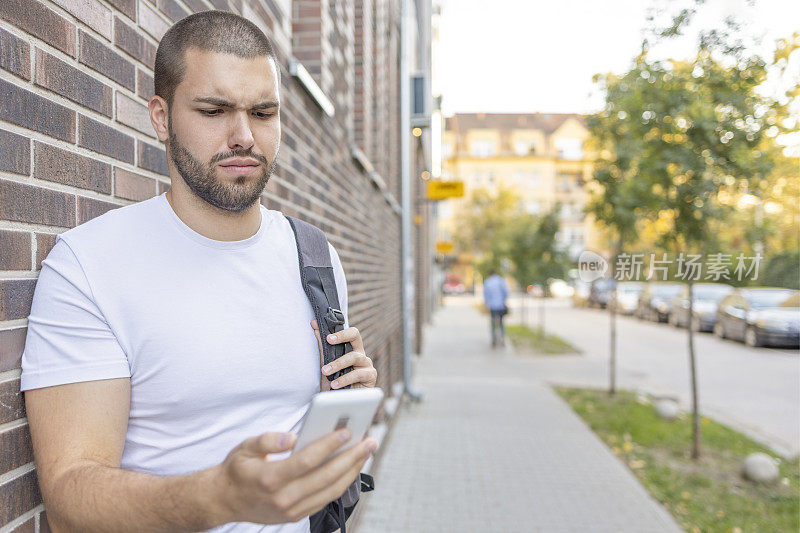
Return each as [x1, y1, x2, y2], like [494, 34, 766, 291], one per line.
[242, 432, 296, 456]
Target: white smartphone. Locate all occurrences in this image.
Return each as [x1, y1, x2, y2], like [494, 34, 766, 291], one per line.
[291, 388, 384, 461]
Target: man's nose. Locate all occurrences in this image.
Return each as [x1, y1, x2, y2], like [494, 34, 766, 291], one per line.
[228, 111, 255, 151]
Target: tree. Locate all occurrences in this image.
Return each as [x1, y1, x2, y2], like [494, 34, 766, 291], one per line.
[450, 186, 523, 280]
[505, 209, 567, 330]
[590, 10, 783, 459]
[586, 71, 650, 398]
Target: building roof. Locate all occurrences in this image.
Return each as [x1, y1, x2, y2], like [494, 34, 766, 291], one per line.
[444, 113, 587, 134]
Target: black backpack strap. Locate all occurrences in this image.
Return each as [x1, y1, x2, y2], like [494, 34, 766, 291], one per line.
[285, 215, 354, 385]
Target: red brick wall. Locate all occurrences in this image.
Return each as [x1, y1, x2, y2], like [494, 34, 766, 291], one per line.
[0, 0, 407, 528]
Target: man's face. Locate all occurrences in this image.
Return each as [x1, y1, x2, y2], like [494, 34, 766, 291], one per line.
[167, 48, 281, 213]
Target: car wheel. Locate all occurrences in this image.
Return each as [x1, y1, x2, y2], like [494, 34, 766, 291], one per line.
[745, 327, 762, 348]
[714, 322, 726, 339]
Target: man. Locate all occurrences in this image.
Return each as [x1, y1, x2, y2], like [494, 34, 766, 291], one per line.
[483, 270, 509, 347]
[21, 11, 377, 532]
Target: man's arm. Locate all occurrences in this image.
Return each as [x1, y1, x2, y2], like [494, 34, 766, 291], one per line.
[25, 378, 224, 532]
[25, 378, 376, 532]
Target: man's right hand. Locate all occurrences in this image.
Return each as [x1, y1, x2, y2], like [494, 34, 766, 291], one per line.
[214, 430, 378, 525]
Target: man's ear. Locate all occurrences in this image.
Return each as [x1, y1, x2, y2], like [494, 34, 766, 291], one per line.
[148, 96, 170, 142]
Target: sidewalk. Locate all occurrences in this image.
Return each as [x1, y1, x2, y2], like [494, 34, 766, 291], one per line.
[352, 296, 682, 533]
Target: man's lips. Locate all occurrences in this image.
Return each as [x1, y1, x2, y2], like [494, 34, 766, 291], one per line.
[219, 158, 261, 175]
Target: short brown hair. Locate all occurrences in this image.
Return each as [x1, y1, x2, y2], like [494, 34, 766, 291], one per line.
[154, 10, 278, 106]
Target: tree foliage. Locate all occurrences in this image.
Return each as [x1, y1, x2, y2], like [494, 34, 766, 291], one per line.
[505, 209, 567, 290]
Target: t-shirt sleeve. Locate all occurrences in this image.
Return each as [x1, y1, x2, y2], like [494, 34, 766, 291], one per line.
[327, 242, 349, 329]
[20, 236, 131, 391]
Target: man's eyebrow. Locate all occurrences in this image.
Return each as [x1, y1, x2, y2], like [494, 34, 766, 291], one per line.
[192, 97, 279, 110]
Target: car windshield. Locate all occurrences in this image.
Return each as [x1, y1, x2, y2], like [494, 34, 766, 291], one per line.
[744, 290, 799, 309]
[652, 284, 682, 297]
[693, 285, 733, 301]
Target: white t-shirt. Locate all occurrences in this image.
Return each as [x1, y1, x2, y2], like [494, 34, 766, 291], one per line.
[21, 192, 349, 533]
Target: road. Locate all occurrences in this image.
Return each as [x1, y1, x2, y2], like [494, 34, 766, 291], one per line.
[506, 294, 800, 458]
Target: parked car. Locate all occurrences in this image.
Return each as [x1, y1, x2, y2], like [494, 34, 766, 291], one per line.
[442, 274, 465, 295]
[669, 283, 734, 331]
[572, 280, 591, 307]
[589, 278, 615, 308]
[549, 279, 575, 298]
[635, 282, 683, 322]
[715, 288, 800, 347]
[611, 282, 644, 315]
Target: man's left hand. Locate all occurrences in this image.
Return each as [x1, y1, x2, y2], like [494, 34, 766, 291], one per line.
[311, 321, 378, 390]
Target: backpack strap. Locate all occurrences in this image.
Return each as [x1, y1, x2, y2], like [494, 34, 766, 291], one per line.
[284, 215, 354, 385]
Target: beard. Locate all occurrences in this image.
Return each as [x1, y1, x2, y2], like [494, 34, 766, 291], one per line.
[167, 127, 277, 213]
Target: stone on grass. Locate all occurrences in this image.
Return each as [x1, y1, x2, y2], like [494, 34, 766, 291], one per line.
[654, 398, 679, 421]
[742, 453, 779, 483]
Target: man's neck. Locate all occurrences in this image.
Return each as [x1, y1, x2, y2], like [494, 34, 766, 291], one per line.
[165, 184, 262, 242]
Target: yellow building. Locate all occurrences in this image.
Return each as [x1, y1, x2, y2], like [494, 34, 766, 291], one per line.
[438, 113, 601, 287]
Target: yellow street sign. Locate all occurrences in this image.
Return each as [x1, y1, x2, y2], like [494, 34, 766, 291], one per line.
[427, 180, 464, 200]
[436, 241, 454, 254]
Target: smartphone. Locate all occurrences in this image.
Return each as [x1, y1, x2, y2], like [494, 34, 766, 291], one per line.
[291, 388, 384, 461]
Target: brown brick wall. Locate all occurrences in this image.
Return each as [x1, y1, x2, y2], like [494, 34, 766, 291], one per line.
[0, 0, 411, 528]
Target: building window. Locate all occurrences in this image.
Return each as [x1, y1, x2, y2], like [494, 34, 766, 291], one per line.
[471, 139, 495, 157]
[555, 138, 584, 160]
[514, 140, 534, 156]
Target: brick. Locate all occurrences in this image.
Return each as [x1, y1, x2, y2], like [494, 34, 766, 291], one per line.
[0, 28, 30, 80]
[34, 50, 113, 117]
[137, 141, 168, 175]
[34, 142, 112, 194]
[0, 231, 31, 270]
[0, 180, 76, 228]
[0, 280, 36, 321]
[116, 92, 154, 136]
[35, 234, 57, 271]
[9, 516, 33, 532]
[0, 424, 34, 475]
[0, 0, 76, 57]
[114, 168, 156, 201]
[79, 115, 135, 164]
[0, 79, 76, 143]
[136, 68, 154, 100]
[51, 0, 113, 41]
[158, 180, 170, 194]
[0, 470, 42, 525]
[77, 196, 120, 224]
[107, 0, 136, 21]
[0, 130, 30, 175]
[0, 380, 24, 425]
[157, 0, 189, 22]
[115, 17, 157, 68]
[0, 329, 26, 373]
[138, 0, 169, 40]
[79, 31, 136, 91]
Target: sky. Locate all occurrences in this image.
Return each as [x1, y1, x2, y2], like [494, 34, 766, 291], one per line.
[434, 0, 800, 116]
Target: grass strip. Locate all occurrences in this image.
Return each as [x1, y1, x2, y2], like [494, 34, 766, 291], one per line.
[506, 324, 581, 355]
[555, 387, 800, 533]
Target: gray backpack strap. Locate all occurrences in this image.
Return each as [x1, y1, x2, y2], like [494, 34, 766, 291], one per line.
[286, 215, 374, 533]
[284, 215, 353, 385]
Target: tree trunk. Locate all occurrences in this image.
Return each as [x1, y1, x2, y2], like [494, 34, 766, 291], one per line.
[539, 292, 545, 333]
[688, 280, 702, 459]
[609, 237, 622, 397]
